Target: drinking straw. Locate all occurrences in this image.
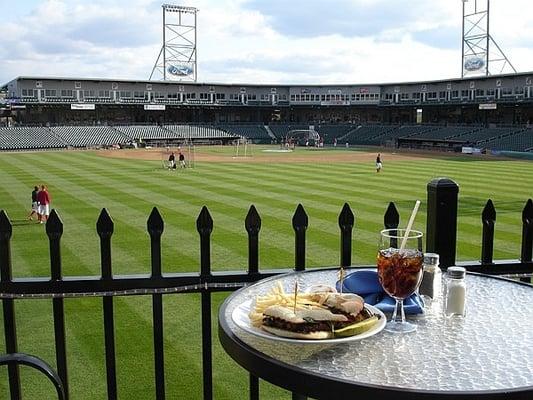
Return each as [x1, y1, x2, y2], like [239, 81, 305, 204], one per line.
[399, 200, 421, 251]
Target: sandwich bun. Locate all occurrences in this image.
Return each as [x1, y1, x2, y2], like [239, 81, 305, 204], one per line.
[261, 325, 334, 340]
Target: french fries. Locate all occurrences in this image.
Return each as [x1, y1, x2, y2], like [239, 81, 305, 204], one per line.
[249, 282, 328, 327]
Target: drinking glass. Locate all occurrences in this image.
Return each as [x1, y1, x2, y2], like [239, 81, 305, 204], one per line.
[377, 229, 424, 333]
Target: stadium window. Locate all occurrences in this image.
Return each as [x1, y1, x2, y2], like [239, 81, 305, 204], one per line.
[439, 91, 446, 99]
[167, 93, 178, 99]
[134, 91, 145, 99]
[98, 90, 110, 98]
[22, 89, 35, 97]
[461, 90, 469, 98]
[119, 91, 132, 99]
[321, 94, 326, 101]
[413, 92, 421, 99]
[290, 94, 295, 101]
[502, 88, 513, 96]
[486, 88, 495, 97]
[281, 94, 287, 100]
[60, 89, 74, 98]
[475, 89, 485, 97]
[400, 93, 409, 100]
[200, 93, 209, 100]
[249, 94, 257, 100]
[451, 90, 459, 98]
[83, 90, 95, 98]
[216, 93, 225, 100]
[515, 86, 524, 95]
[384, 93, 393, 100]
[44, 89, 57, 97]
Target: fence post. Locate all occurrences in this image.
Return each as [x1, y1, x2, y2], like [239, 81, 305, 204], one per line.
[384, 202, 400, 248]
[426, 178, 459, 269]
[292, 204, 308, 272]
[338, 203, 354, 268]
[481, 200, 496, 264]
[97, 209, 117, 400]
[0, 210, 21, 400]
[197, 206, 213, 400]
[46, 210, 69, 399]
[245, 205, 261, 276]
[521, 199, 533, 263]
[147, 207, 165, 400]
[245, 205, 261, 400]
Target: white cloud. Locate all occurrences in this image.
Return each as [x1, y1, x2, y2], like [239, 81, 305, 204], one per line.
[1, 0, 532, 84]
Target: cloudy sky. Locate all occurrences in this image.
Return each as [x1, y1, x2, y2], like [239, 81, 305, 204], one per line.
[1, 0, 532, 85]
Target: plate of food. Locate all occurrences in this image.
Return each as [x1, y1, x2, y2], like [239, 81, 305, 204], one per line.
[232, 283, 386, 344]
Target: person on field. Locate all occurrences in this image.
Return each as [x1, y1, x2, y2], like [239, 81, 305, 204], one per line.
[179, 152, 186, 168]
[27, 186, 39, 221]
[37, 185, 51, 224]
[376, 153, 383, 173]
[168, 152, 176, 169]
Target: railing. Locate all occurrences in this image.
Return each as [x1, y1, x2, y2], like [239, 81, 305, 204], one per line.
[1, 179, 532, 400]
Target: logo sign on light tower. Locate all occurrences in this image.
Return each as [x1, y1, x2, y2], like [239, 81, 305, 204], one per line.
[150, 4, 198, 82]
[461, 0, 516, 77]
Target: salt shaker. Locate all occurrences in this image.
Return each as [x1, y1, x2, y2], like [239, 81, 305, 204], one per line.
[444, 266, 466, 318]
[419, 253, 442, 304]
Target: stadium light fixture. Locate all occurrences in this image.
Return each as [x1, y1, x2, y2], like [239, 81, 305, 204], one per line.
[150, 4, 199, 82]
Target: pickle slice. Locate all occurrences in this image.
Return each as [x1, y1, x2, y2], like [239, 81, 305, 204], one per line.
[333, 315, 379, 338]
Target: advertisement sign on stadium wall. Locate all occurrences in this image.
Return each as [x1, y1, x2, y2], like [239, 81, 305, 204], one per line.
[71, 104, 95, 110]
[479, 103, 497, 110]
[144, 104, 166, 111]
[321, 101, 350, 106]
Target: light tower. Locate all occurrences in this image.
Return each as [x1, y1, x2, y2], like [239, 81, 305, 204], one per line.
[461, 0, 516, 77]
[150, 4, 198, 82]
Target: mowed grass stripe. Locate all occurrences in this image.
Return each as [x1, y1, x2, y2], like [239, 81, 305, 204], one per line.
[35, 153, 305, 269]
[44, 153, 345, 267]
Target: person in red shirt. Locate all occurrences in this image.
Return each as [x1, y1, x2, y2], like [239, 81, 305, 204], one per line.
[37, 185, 51, 224]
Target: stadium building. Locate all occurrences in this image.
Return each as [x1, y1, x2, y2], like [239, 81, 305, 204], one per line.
[2, 72, 533, 153]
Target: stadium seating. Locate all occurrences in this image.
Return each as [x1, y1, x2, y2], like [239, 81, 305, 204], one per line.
[1, 123, 532, 152]
[343, 125, 399, 145]
[406, 126, 481, 141]
[485, 128, 533, 152]
[51, 126, 129, 148]
[268, 125, 308, 139]
[217, 125, 272, 141]
[315, 125, 355, 144]
[164, 125, 236, 139]
[454, 127, 520, 145]
[0, 127, 66, 150]
[115, 125, 172, 140]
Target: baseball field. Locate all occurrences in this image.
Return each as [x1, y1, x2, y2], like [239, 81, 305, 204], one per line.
[0, 145, 531, 399]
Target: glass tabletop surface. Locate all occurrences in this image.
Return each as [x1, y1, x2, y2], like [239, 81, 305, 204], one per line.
[222, 269, 533, 392]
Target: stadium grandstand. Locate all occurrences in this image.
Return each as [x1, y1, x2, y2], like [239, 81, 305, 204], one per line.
[1, 72, 533, 153]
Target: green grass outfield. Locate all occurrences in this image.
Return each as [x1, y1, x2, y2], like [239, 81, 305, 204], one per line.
[0, 145, 532, 399]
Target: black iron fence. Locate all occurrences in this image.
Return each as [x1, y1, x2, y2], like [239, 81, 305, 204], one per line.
[1, 178, 532, 400]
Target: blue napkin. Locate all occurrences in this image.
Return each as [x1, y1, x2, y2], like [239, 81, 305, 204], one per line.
[336, 270, 424, 314]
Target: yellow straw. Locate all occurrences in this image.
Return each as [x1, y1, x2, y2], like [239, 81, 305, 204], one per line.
[399, 200, 421, 251]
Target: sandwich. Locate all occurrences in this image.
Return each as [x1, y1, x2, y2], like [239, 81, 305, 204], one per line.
[260, 292, 378, 339]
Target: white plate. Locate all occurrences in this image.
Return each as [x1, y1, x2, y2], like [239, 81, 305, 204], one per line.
[231, 299, 386, 344]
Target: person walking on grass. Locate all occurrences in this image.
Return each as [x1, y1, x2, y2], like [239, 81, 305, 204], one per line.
[37, 185, 51, 224]
[376, 153, 383, 173]
[27, 186, 39, 221]
[179, 151, 186, 168]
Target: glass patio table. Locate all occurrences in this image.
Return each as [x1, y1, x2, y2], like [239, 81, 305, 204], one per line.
[218, 268, 533, 400]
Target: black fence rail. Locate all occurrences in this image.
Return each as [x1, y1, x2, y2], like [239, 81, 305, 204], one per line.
[1, 178, 532, 400]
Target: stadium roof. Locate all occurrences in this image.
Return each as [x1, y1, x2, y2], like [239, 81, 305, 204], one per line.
[7, 70, 533, 88]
